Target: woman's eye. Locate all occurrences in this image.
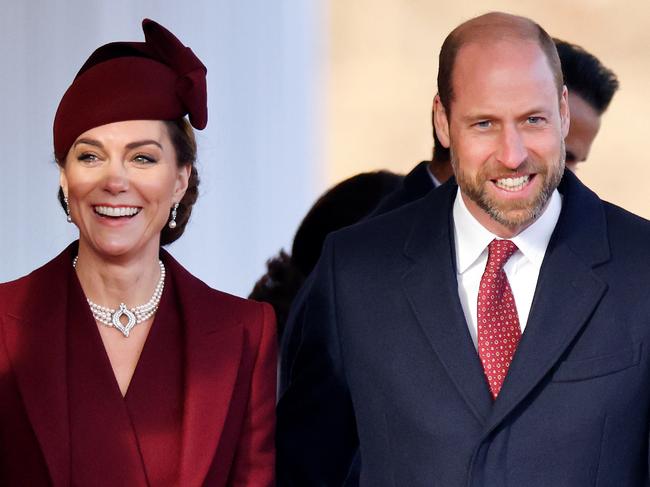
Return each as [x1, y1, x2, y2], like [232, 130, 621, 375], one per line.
[133, 154, 157, 164]
[78, 153, 98, 163]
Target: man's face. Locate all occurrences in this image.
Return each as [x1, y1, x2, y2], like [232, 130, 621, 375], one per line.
[564, 91, 601, 171]
[434, 39, 569, 237]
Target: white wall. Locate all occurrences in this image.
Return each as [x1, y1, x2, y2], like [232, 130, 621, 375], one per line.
[0, 0, 326, 297]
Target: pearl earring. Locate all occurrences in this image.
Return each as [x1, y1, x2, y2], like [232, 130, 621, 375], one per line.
[64, 196, 72, 223]
[168, 203, 179, 229]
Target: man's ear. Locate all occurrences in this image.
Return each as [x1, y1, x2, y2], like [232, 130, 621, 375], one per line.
[560, 85, 570, 139]
[433, 94, 451, 148]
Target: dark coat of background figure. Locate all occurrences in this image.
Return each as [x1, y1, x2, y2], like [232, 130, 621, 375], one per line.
[250, 170, 403, 340]
[371, 161, 436, 216]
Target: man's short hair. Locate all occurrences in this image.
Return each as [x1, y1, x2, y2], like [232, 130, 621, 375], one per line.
[437, 12, 563, 115]
[554, 38, 619, 114]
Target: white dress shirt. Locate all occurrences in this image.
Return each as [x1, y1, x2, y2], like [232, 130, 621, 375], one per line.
[452, 188, 562, 349]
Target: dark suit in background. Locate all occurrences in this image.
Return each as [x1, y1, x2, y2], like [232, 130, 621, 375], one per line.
[371, 160, 436, 215]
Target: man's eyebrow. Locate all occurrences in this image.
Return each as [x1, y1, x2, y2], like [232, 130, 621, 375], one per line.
[460, 107, 551, 122]
[458, 113, 495, 125]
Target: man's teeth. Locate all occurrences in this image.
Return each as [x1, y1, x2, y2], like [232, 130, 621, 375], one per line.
[495, 175, 529, 191]
[94, 206, 141, 217]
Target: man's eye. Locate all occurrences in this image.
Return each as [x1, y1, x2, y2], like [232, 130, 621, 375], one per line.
[474, 120, 491, 129]
[527, 116, 545, 125]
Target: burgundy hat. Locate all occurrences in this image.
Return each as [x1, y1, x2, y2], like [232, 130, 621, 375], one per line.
[53, 19, 207, 161]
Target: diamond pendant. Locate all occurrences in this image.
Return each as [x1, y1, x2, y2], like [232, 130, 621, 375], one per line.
[73, 256, 165, 338]
[112, 303, 137, 337]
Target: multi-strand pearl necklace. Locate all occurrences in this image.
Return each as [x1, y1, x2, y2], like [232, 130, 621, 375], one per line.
[72, 256, 166, 338]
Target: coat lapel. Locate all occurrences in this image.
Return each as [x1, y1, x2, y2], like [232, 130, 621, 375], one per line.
[485, 171, 610, 433]
[167, 252, 244, 487]
[1, 246, 74, 487]
[400, 172, 611, 433]
[401, 182, 493, 424]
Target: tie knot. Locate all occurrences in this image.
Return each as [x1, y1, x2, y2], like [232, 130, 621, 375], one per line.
[486, 239, 518, 270]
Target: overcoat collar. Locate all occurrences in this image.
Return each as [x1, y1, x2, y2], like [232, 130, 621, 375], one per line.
[400, 170, 610, 431]
[1, 243, 242, 487]
[403, 160, 437, 196]
[167, 251, 245, 487]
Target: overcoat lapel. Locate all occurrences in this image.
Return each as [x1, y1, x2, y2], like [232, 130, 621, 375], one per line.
[1, 247, 73, 487]
[167, 253, 244, 487]
[485, 172, 610, 433]
[400, 172, 611, 432]
[401, 182, 493, 424]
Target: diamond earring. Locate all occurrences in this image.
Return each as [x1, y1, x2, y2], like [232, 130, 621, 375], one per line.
[64, 196, 72, 223]
[168, 203, 179, 229]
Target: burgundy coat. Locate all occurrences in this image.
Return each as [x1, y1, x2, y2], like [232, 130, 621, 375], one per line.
[0, 243, 277, 486]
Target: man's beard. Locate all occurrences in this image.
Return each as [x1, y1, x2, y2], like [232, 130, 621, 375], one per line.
[452, 141, 565, 231]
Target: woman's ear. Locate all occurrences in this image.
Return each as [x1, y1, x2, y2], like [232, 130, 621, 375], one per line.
[173, 164, 191, 202]
[59, 167, 68, 198]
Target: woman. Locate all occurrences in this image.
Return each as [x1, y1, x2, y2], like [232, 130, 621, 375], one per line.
[0, 19, 276, 487]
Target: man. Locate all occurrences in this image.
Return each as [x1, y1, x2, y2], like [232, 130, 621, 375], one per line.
[277, 12, 650, 486]
[373, 37, 619, 215]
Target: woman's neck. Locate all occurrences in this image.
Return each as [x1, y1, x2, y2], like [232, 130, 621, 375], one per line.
[74, 242, 163, 309]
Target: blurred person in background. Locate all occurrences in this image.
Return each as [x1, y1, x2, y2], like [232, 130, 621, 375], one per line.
[554, 38, 619, 170]
[250, 170, 402, 340]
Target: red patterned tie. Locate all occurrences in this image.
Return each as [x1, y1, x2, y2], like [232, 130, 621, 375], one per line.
[477, 239, 521, 399]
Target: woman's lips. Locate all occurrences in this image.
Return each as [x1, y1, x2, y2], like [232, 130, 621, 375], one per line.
[93, 205, 142, 218]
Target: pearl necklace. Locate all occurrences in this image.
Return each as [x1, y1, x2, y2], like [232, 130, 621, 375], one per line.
[72, 256, 166, 338]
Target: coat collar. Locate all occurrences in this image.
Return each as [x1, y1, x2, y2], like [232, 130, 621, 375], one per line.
[400, 171, 610, 429]
[1, 243, 243, 487]
[401, 179, 494, 423]
[161, 249, 244, 487]
[0, 245, 73, 487]
[483, 170, 609, 433]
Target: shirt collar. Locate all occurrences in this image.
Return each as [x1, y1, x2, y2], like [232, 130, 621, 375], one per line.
[426, 164, 442, 188]
[452, 187, 562, 274]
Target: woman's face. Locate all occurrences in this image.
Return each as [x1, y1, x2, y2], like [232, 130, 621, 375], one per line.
[60, 120, 190, 260]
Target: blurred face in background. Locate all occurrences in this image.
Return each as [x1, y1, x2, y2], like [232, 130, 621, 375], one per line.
[564, 91, 602, 171]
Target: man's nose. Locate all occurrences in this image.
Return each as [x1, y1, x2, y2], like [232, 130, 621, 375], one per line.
[496, 125, 527, 169]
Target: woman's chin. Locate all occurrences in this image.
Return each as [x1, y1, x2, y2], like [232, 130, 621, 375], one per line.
[80, 235, 156, 261]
